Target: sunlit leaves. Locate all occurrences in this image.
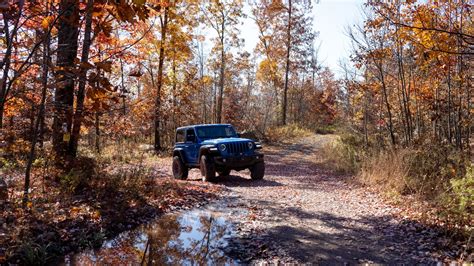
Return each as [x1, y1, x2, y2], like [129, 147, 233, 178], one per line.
[41, 16, 54, 30]
[348, 0, 471, 148]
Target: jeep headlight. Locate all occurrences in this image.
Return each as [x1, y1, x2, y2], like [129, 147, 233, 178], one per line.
[248, 142, 253, 149]
[219, 144, 226, 151]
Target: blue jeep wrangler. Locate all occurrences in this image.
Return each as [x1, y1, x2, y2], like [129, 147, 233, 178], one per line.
[172, 124, 265, 181]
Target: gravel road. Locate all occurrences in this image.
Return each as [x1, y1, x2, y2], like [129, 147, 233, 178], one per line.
[200, 135, 470, 264]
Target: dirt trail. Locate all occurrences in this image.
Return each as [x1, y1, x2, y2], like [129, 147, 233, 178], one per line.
[64, 134, 468, 264]
[200, 135, 465, 264]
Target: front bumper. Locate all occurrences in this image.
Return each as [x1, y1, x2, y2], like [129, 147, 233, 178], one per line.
[214, 153, 264, 169]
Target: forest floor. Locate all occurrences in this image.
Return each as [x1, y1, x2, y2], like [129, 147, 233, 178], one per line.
[213, 135, 472, 264]
[0, 151, 222, 264]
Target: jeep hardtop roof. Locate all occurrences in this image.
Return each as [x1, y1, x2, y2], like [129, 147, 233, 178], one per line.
[176, 124, 233, 131]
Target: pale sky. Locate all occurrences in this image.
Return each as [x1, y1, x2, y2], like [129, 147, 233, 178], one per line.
[203, 0, 366, 78]
[312, 0, 365, 75]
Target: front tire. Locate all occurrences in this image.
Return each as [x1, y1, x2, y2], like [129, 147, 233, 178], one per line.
[250, 161, 265, 180]
[172, 156, 188, 180]
[200, 155, 216, 182]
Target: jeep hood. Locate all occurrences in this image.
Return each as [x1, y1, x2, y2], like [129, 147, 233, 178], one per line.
[200, 137, 253, 145]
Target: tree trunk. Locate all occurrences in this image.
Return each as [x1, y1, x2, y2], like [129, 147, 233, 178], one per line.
[282, 0, 292, 126]
[154, 7, 169, 152]
[52, 0, 80, 164]
[395, 5, 412, 144]
[171, 49, 177, 129]
[198, 44, 207, 123]
[376, 60, 396, 146]
[120, 57, 126, 115]
[216, 17, 225, 124]
[0, 3, 24, 128]
[23, 22, 51, 206]
[212, 71, 217, 123]
[69, 0, 94, 158]
[95, 111, 100, 153]
[447, 64, 452, 143]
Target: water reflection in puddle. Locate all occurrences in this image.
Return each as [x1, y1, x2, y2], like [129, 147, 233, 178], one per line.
[65, 206, 244, 265]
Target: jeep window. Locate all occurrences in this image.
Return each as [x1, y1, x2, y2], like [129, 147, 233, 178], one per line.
[196, 125, 237, 139]
[186, 129, 196, 142]
[176, 129, 185, 143]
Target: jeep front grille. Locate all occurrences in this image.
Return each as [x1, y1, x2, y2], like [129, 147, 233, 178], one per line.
[227, 142, 249, 155]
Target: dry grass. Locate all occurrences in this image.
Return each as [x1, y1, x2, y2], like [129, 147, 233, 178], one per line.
[319, 134, 363, 174]
[319, 134, 473, 229]
[357, 149, 413, 196]
[266, 124, 313, 144]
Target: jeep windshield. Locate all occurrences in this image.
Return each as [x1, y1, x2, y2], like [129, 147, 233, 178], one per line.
[196, 125, 237, 139]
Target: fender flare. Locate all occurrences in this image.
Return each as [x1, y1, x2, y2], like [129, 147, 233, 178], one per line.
[198, 145, 216, 161]
[173, 148, 186, 164]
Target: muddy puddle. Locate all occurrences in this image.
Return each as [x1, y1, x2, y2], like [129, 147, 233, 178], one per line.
[64, 203, 246, 265]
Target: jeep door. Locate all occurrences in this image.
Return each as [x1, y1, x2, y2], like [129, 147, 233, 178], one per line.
[184, 128, 199, 164]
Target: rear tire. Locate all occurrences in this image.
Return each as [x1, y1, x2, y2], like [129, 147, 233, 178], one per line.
[217, 169, 231, 177]
[200, 155, 216, 182]
[250, 161, 265, 180]
[172, 156, 188, 180]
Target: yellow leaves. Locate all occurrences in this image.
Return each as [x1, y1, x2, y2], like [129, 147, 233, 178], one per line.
[201, 75, 212, 86]
[86, 87, 107, 101]
[257, 59, 279, 82]
[69, 206, 101, 221]
[70, 206, 81, 215]
[92, 210, 101, 220]
[133, 0, 146, 5]
[41, 16, 54, 30]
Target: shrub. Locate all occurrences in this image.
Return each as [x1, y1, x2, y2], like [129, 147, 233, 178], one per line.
[17, 241, 57, 266]
[60, 157, 96, 193]
[358, 149, 413, 195]
[0, 157, 16, 171]
[352, 138, 472, 227]
[60, 169, 89, 193]
[320, 133, 366, 174]
[314, 125, 337, 135]
[440, 166, 474, 225]
[320, 130, 473, 228]
[450, 167, 474, 213]
[322, 138, 358, 174]
[407, 143, 468, 200]
[266, 124, 312, 143]
[94, 140, 152, 165]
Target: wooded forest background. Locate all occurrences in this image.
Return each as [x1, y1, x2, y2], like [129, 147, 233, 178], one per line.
[0, 0, 472, 211]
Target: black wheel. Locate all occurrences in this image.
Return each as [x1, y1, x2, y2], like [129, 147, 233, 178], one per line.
[172, 156, 188, 180]
[200, 155, 216, 182]
[217, 169, 231, 177]
[250, 161, 265, 180]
